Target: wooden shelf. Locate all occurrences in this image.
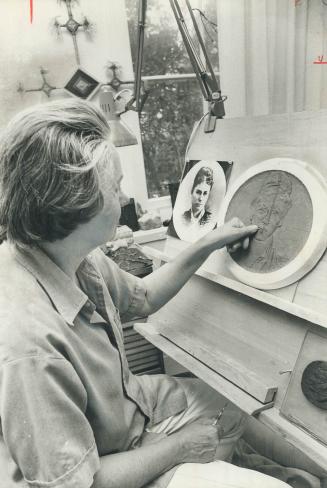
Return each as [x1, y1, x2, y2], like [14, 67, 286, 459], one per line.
[138, 110, 327, 473]
[157, 322, 278, 404]
[135, 322, 327, 471]
[135, 322, 274, 416]
[142, 243, 327, 330]
[259, 408, 327, 471]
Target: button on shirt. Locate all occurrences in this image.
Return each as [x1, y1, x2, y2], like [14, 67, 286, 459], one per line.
[0, 242, 187, 488]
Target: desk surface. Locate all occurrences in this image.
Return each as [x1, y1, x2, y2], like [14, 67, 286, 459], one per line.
[135, 321, 327, 472]
[143, 236, 327, 330]
[138, 109, 327, 473]
[139, 236, 327, 472]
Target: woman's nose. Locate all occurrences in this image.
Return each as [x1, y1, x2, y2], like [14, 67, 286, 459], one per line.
[262, 215, 270, 224]
[119, 190, 130, 208]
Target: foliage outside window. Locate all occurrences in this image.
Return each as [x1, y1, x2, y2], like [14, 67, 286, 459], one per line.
[126, 0, 219, 198]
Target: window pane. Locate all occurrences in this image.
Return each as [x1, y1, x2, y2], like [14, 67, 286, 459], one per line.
[125, 0, 219, 198]
[199, 0, 219, 72]
[140, 80, 203, 198]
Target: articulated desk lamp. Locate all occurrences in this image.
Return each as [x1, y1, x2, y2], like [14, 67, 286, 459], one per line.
[99, 0, 149, 147]
[99, 88, 138, 147]
[99, 0, 225, 146]
[169, 0, 226, 133]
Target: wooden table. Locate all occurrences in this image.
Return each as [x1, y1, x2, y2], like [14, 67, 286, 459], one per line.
[135, 235, 327, 475]
[135, 109, 327, 475]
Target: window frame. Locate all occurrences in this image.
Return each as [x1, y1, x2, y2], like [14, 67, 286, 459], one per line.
[123, 0, 218, 219]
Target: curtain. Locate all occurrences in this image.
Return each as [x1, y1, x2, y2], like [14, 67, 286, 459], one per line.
[216, 0, 327, 117]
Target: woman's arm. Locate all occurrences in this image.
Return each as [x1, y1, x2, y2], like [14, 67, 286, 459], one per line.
[92, 421, 220, 488]
[141, 218, 257, 316]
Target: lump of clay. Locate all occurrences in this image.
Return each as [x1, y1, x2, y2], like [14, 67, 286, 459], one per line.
[301, 361, 327, 409]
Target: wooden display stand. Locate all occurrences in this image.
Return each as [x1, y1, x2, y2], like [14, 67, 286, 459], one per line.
[136, 109, 327, 476]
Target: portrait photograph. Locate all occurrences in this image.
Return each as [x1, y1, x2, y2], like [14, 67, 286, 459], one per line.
[170, 160, 231, 243]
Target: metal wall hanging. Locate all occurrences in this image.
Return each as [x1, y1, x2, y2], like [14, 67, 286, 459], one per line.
[105, 62, 129, 92]
[54, 0, 93, 65]
[17, 67, 58, 98]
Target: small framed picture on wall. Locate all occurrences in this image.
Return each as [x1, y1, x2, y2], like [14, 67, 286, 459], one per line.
[64, 68, 101, 100]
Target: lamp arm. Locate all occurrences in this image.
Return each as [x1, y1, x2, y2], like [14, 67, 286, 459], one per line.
[185, 0, 220, 93]
[169, 0, 209, 100]
[170, 0, 226, 124]
[134, 0, 147, 111]
[124, 0, 148, 114]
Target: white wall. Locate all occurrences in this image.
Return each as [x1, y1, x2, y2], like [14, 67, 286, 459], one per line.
[0, 0, 148, 207]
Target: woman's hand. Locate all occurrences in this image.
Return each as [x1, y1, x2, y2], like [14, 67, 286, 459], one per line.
[202, 218, 257, 254]
[141, 218, 257, 317]
[173, 419, 221, 464]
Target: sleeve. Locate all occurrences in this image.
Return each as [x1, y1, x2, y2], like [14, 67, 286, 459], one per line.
[92, 248, 147, 322]
[0, 356, 100, 488]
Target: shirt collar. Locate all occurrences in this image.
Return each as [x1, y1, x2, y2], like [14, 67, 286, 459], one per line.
[191, 208, 205, 223]
[8, 242, 93, 327]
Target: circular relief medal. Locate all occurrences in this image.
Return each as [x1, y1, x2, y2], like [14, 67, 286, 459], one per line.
[301, 361, 327, 410]
[219, 158, 327, 289]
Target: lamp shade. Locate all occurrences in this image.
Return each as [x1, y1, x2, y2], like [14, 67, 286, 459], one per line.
[99, 87, 138, 147]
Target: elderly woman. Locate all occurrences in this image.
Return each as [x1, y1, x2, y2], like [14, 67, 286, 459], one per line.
[0, 99, 288, 488]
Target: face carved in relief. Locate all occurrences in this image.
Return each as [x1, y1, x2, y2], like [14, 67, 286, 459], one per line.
[249, 172, 292, 242]
[225, 169, 313, 274]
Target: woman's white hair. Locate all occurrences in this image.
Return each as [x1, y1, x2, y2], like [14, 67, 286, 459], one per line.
[0, 98, 116, 245]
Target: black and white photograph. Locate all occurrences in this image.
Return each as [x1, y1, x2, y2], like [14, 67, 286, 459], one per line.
[171, 160, 227, 243]
[0, 1, 327, 488]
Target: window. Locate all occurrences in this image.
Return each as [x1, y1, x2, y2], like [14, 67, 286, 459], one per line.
[125, 0, 219, 200]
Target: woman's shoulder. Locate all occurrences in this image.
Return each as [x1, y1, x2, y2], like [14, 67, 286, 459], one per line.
[181, 208, 192, 222]
[199, 210, 212, 225]
[0, 245, 68, 365]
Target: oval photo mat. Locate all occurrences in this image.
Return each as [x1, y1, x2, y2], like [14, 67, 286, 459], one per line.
[173, 160, 226, 243]
[219, 158, 327, 289]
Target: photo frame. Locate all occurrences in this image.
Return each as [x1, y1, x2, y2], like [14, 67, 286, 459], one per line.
[219, 158, 327, 290]
[168, 160, 233, 243]
[64, 68, 101, 100]
[280, 330, 327, 446]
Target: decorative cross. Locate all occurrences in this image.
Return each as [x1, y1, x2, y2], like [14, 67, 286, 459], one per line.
[17, 67, 58, 98]
[54, 0, 93, 65]
[105, 62, 131, 91]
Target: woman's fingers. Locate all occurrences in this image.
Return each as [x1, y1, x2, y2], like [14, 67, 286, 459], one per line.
[242, 236, 250, 250]
[228, 237, 249, 253]
[224, 219, 257, 253]
[234, 224, 258, 239]
[208, 218, 257, 251]
[227, 242, 242, 253]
